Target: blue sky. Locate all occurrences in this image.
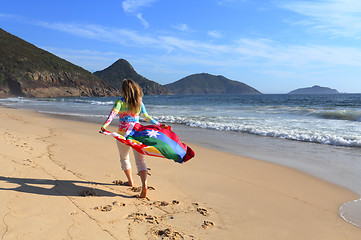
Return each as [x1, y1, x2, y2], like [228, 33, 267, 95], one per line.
[1, 0, 361, 93]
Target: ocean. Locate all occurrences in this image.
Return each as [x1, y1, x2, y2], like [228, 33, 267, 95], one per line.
[1, 94, 360, 227]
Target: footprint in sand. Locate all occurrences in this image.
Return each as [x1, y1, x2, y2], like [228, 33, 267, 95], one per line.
[153, 228, 184, 239]
[127, 212, 160, 224]
[112, 201, 126, 207]
[197, 207, 209, 216]
[23, 158, 32, 165]
[94, 201, 126, 212]
[113, 180, 156, 192]
[128, 186, 156, 192]
[79, 188, 97, 197]
[94, 205, 113, 212]
[150, 201, 169, 207]
[129, 186, 141, 192]
[149, 200, 180, 207]
[202, 220, 215, 229]
[113, 180, 132, 186]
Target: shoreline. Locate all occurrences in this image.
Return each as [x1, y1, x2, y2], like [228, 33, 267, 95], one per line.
[0, 106, 360, 239]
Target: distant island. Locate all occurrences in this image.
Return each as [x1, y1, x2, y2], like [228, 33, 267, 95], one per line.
[288, 85, 340, 94]
[164, 73, 261, 95]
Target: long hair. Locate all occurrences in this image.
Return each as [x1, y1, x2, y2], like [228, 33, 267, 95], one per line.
[121, 79, 143, 114]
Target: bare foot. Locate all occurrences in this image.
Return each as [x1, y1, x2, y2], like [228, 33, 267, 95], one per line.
[139, 187, 147, 198]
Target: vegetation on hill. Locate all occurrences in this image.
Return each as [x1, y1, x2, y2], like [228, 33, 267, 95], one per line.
[164, 73, 261, 95]
[0, 28, 118, 97]
[93, 59, 170, 95]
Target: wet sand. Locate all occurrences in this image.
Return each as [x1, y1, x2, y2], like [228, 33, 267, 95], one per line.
[0, 106, 360, 239]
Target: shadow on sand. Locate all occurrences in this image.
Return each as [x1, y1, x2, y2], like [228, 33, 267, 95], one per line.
[0, 176, 132, 198]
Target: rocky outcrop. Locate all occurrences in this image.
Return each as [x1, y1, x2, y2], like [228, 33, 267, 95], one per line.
[5, 70, 118, 98]
[0, 70, 119, 98]
[0, 28, 119, 98]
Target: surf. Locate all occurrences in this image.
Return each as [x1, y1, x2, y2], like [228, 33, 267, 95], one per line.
[310, 110, 361, 122]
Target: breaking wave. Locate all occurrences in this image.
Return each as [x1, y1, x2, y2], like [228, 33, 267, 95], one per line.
[155, 115, 361, 148]
[311, 110, 361, 122]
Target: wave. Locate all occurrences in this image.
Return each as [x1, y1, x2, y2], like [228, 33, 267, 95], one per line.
[156, 115, 361, 148]
[0, 97, 31, 103]
[0, 97, 115, 106]
[2, 96, 360, 148]
[310, 110, 361, 122]
[38, 97, 115, 106]
[38, 111, 107, 118]
[339, 199, 361, 228]
[71, 99, 114, 105]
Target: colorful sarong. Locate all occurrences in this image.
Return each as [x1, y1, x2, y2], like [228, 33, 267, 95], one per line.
[101, 123, 195, 163]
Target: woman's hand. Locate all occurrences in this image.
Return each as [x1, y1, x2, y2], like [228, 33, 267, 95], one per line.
[99, 127, 106, 133]
[160, 124, 170, 130]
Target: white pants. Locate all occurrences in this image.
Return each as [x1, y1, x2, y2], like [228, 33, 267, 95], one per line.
[116, 140, 147, 173]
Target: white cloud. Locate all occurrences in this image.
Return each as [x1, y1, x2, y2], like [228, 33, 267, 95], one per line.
[208, 30, 222, 38]
[37, 20, 361, 69]
[233, 38, 361, 68]
[38, 21, 228, 55]
[136, 13, 149, 28]
[122, 0, 157, 13]
[122, 0, 155, 28]
[42, 47, 118, 59]
[158, 36, 231, 56]
[172, 24, 192, 32]
[0, 13, 23, 21]
[40, 47, 123, 71]
[37, 22, 158, 46]
[217, 0, 247, 5]
[280, 0, 361, 38]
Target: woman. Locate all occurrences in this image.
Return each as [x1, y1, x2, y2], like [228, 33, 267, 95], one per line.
[100, 79, 167, 198]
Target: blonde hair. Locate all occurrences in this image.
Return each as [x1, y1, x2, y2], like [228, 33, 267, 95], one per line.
[121, 79, 143, 114]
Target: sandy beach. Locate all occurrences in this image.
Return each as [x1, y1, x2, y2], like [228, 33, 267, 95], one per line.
[0, 106, 360, 240]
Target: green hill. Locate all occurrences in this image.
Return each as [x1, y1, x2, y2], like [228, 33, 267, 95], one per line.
[164, 73, 261, 95]
[0, 28, 119, 97]
[93, 59, 170, 95]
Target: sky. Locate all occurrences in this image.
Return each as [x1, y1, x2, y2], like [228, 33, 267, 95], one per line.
[1, 0, 361, 93]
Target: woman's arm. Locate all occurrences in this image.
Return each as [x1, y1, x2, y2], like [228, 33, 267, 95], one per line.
[101, 99, 122, 130]
[140, 102, 160, 126]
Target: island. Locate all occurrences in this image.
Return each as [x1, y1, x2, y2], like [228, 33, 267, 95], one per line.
[288, 85, 340, 94]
